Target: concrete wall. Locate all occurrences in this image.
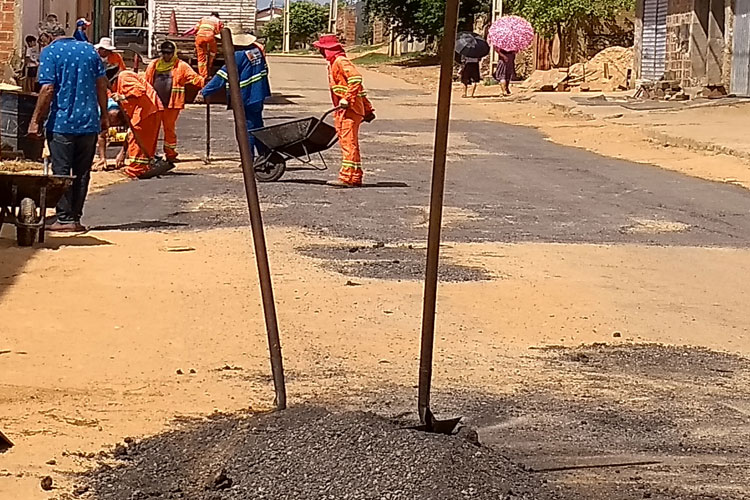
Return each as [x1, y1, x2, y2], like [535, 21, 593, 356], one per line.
[22, 0, 42, 43]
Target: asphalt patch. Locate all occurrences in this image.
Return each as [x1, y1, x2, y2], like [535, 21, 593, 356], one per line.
[78, 406, 543, 500]
[470, 344, 750, 499]
[298, 244, 493, 282]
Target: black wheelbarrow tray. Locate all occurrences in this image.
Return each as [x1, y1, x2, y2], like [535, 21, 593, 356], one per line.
[0, 171, 74, 246]
[250, 108, 339, 182]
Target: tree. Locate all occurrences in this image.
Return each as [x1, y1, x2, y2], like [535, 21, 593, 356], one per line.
[364, 0, 633, 59]
[503, 0, 634, 64]
[261, 1, 329, 51]
[504, 0, 633, 36]
[262, 17, 284, 52]
[364, 0, 490, 41]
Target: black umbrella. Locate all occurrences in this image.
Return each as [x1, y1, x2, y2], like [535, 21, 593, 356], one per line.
[455, 32, 490, 59]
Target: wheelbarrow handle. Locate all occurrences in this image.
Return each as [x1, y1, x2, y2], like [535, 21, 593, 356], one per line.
[321, 107, 340, 121]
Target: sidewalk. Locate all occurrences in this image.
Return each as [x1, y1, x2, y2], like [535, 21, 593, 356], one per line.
[527, 92, 750, 160]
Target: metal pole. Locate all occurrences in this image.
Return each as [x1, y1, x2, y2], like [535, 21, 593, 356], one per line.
[220, 27, 287, 410]
[204, 102, 211, 164]
[490, 0, 503, 69]
[418, 0, 461, 425]
[283, 0, 291, 53]
[329, 0, 338, 34]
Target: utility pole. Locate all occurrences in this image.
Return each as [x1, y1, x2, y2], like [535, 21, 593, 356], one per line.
[283, 0, 291, 53]
[328, 0, 339, 34]
[490, 0, 503, 69]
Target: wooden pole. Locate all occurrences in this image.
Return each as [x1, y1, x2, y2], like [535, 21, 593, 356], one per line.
[220, 27, 287, 410]
[417, 0, 461, 425]
[490, 0, 503, 68]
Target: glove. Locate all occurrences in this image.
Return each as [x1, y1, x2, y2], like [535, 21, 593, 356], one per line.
[339, 98, 349, 110]
[363, 112, 376, 123]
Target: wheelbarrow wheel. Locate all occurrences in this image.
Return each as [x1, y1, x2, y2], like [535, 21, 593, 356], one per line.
[254, 158, 286, 183]
[16, 198, 37, 247]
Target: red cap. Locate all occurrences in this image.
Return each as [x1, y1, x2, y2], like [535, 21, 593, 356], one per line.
[313, 34, 342, 50]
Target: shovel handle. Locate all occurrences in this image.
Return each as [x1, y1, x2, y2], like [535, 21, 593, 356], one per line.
[116, 101, 154, 162]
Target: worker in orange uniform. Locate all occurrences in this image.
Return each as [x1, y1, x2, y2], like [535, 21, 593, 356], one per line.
[95, 37, 126, 71]
[145, 41, 204, 161]
[313, 34, 375, 187]
[108, 67, 164, 179]
[190, 12, 223, 79]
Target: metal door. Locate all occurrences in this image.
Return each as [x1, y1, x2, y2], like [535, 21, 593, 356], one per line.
[641, 0, 668, 81]
[732, 0, 750, 96]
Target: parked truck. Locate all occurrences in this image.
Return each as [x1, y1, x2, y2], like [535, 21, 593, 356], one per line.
[109, 0, 258, 62]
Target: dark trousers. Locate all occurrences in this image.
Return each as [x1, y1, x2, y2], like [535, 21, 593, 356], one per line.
[245, 102, 267, 158]
[48, 133, 98, 224]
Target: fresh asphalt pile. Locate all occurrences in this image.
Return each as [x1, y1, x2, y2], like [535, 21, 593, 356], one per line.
[78, 406, 548, 500]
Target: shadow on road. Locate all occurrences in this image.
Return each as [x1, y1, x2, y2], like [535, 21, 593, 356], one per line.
[90, 221, 189, 231]
[279, 179, 409, 188]
[0, 232, 111, 302]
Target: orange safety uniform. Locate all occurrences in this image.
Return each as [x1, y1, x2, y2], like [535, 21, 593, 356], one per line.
[194, 15, 223, 78]
[104, 51, 126, 71]
[113, 70, 164, 178]
[327, 55, 373, 186]
[145, 58, 204, 160]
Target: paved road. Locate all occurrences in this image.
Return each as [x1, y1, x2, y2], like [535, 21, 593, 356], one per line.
[87, 56, 750, 247]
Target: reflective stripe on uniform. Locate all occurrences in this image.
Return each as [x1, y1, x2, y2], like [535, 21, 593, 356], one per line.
[240, 71, 268, 88]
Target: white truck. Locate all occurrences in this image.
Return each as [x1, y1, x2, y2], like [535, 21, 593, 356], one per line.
[109, 0, 258, 61]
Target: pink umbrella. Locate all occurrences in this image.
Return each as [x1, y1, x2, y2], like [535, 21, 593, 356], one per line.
[487, 15, 534, 53]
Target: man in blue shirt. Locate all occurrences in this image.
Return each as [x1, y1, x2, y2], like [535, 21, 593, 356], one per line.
[73, 19, 91, 43]
[196, 33, 271, 157]
[29, 23, 109, 232]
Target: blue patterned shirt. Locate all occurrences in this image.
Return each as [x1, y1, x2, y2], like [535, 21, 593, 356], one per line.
[38, 38, 105, 135]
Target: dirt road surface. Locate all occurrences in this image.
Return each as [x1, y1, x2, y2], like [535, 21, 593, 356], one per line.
[1, 56, 749, 499]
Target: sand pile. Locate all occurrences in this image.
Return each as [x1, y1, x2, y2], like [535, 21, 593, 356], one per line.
[568, 46, 634, 91]
[0, 160, 43, 173]
[521, 46, 634, 92]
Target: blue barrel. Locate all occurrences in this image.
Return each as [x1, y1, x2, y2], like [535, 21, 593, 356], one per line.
[0, 91, 43, 161]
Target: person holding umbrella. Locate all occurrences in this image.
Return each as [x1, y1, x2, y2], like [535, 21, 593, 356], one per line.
[487, 15, 535, 97]
[455, 32, 490, 99]
[494, 49, 516, 96]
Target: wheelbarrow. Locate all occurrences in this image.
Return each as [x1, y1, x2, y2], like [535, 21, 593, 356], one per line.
[250, 108, 339, 182]
[0, 165, 74, 246]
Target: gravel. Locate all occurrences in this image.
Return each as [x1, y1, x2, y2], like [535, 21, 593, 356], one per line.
[78, 407, 545, 500]
[298, 244, 492, 282]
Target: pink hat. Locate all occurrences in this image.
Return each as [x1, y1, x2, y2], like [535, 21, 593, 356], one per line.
[313, 34, 342, 50]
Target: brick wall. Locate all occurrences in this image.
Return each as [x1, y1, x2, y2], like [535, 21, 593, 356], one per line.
[372, 18, 387, 45]
[665, 0, 694, 83]
[336, 6, 357, 46]
[668, 0, 694, 14]
[0, 0, 17, 64]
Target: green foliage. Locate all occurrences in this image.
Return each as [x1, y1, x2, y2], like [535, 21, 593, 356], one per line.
[364, 0, 490, 40]
[290, 1, 329, 45]
[504, 0, 635, 37]
[262, 17, 284, 52]
[364, 0, 633, 43]
[261, 1, 329, 51]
